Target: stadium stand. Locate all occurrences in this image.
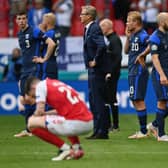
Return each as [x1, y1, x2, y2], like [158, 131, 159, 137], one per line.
[0, 0, 10, 37]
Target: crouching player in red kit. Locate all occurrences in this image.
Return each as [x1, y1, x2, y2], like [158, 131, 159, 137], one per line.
[24, 77, 93, 161]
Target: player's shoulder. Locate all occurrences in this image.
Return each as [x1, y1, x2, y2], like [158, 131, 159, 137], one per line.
[37, 80, 46, 89]
[46, 29, 61, 39]
[138, 29, 149, 41]
[149, 30, 160, 44]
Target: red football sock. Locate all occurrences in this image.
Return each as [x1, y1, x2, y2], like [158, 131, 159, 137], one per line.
[31, 128, 64, 148]
[68, 136, 80, 145]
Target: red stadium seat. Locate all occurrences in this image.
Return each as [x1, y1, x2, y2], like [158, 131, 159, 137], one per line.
[90, 0, 105, 19]
[12, 18, 19, 37]
[113, 19, 125, 35]
[70, 20, 84, 36]
[0, 21, 9, 37]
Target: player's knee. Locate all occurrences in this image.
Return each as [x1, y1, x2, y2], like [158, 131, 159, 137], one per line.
[27, 116, 45, 131]
[27, 116, 37, 131]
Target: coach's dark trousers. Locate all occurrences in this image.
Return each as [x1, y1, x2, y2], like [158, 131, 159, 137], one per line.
[88, 68, 109, 136]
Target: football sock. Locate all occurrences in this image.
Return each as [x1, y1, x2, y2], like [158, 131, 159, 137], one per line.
[156, 108, 166, 137]
[31, 128, 64, 148]
[72, 144, 81, 150]
[60, 143, 71, 151]
[68, 136, 80, 145]
[152, 119, 158, 127]
[152, 109, 168, 127]
[137, 109, 147, 134]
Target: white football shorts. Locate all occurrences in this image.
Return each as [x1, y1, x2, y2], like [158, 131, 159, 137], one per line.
[45, 115, 93, 136]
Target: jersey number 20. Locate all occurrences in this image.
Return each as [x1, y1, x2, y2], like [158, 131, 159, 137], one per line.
[131, 43, 139, 51]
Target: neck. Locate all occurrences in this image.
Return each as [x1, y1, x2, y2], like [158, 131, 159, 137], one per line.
[21, 24, 29, 31]
[133, 26, 142, 34]
[47, 25, 55, 31]
[106, 30, 113, 36]
[159, 26, 166, 33]
[84, 20, 93, 26]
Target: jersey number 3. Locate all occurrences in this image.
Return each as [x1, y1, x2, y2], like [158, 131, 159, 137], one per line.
[58, 86, 79, 105]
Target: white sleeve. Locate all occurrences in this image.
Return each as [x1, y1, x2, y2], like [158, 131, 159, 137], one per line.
[36, 80, 47, 103]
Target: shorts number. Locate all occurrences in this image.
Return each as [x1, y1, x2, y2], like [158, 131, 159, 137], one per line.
[58, 86, 79, 105]
[25, 40, 30, 48]
[129, 86, 134, 95]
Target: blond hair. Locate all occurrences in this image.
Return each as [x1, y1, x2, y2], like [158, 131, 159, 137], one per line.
[43, 13, 56, 26]
[127, 11, 142, 25]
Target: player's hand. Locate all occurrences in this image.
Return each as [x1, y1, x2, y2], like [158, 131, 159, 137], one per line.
[89, 60, 96, 67]
[39, 23, 47, 32]
[34, 110, 45, 116]
[160, 75, 168, 85]
[24, 94, 36, 105]
[135, 54, 146, 67]
[125, 26, 132, 38]
[32, 56, 45, 63]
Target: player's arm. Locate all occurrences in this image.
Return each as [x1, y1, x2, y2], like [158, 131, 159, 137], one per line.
[34, 101, 46, 116]
[43, 37, 56, 62]
[135, 45, 150, 67]
[152, 54, 168, 85]
[34, 81, 47, 116]
[33, 37, 56, 63]
[32, 28, 56, 63]
[46, 109, 57, 115]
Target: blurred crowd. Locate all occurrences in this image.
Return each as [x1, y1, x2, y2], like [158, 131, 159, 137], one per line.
[0, 0, 168, 38]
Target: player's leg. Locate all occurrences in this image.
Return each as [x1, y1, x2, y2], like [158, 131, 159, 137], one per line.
[151, 70, 168, 141]
[14, 76, 34, 137]
[128, 70, 148, 139]
[67, 136, 84, 159]
[156, 101, 167, 140]
[44, 115, 93, 159]
[28, 115, 73, 161]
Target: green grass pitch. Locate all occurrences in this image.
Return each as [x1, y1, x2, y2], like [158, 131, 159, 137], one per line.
[0, 114, 168, 168]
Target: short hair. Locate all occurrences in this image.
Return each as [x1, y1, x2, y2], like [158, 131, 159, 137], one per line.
[43, 13, 56, 26]
[82, 5, 97, 20]
[24, 76, 40, 95]
[127, 11, 142, 25]
[16, 11, 27, 17]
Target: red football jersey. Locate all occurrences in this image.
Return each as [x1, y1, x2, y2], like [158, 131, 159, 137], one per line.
[45, 78, 93, 121]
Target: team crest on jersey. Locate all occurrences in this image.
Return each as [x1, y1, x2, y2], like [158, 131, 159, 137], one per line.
[134, 37, 138, 42]
[151, 44, 158, 51]
[25, 34, 29, 39]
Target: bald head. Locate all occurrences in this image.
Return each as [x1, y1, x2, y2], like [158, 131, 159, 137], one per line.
[99, 18, 113, 36]
[157, 12, 168, 25]
[157, 12, 168, 31]
[43, 13, 56, 26]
